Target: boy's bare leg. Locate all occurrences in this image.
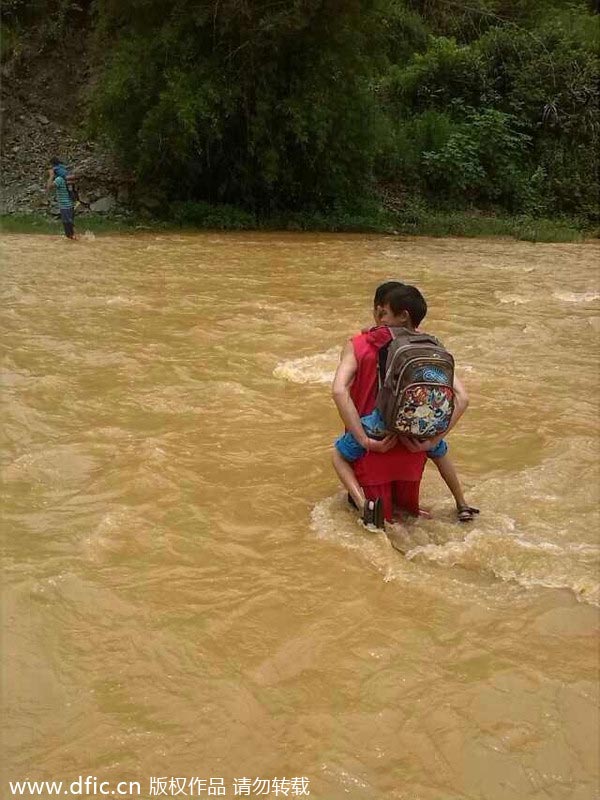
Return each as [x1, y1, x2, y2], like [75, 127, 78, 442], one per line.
[429, 453, 478, 519]
[332, 449, 366, 512]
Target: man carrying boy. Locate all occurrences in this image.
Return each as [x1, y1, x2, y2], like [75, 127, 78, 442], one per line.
[46, 160, 76, 240]
[332, 283, 477, 527]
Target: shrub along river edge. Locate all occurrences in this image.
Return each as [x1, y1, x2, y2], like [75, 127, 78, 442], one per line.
[1, 207, 597, 244]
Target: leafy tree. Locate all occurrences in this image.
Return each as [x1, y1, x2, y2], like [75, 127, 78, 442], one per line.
[90, 0, 391, 212]
[380, 1, 598, 217]
[16, 0, 591, 220]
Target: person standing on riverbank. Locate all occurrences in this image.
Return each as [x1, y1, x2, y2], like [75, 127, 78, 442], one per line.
[46, 167, 75, 239]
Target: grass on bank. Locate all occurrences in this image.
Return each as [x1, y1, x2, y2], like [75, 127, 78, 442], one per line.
[1, 207, 596, 243]
[168, 200, 594, 242]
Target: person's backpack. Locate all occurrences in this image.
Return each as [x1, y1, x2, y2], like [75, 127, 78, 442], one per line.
[376, 327, 455, 439]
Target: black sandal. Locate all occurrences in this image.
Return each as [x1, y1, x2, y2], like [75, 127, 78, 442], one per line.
[457, 505, 480, 523]
[362, 497, 385, 529]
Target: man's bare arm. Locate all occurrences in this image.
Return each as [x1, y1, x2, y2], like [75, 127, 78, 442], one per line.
[332, 340, 396, 454]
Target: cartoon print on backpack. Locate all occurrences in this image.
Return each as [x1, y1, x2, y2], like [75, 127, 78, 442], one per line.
[395, 384, 454, 437]
[376, 328, 455, 439]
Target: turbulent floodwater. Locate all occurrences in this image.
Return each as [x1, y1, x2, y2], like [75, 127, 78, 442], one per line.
[1, 232, 599, 800]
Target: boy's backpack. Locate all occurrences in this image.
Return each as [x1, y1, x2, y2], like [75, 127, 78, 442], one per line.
[376, 327, 455, 439]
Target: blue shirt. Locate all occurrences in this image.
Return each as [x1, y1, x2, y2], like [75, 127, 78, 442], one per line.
[54, 176, 73, 209]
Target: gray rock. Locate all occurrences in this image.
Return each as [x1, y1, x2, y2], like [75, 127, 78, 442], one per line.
[90, 195, 116, 213]
[38, 114, 50, 125]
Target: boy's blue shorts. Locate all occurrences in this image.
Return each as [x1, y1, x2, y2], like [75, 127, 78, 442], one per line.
[335, 409, 386, 462]
[426, 438, 448, 459]
[335, 408, 449, 462]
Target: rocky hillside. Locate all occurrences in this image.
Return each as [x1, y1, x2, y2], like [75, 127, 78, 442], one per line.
[1, 43, 130, 216]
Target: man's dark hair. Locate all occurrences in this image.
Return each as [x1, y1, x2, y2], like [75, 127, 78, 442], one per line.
[50, 156, 61, 166]
[374, 280, 404, 307]
[386, 285, 427, 327]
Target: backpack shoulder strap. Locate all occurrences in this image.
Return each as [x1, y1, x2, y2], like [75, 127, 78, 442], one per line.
[377, 341, 390, 390]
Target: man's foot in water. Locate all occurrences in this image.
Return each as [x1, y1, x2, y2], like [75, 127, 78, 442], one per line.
[361, 497, 384, 530]
[457, 505, 480, 522]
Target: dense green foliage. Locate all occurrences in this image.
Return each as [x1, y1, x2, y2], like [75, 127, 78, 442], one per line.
[88, 0, 392, 213]
[384, 3, 599, 218]
[7, 0, 599, 221]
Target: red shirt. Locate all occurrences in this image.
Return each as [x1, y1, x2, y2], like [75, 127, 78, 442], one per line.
[349, 327, 426, 487]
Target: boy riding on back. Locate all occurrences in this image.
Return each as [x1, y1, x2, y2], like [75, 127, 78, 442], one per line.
[332, 283, 478, 528]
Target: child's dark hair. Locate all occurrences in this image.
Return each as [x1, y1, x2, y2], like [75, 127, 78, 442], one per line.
[386, 285, 427, 327]
[50, 156, 61, 166]
[373, 280, 404, 307]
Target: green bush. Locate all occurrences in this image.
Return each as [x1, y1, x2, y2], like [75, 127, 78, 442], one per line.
[475, 22, 599, 216]
[382, 7, 598, 220]
[90, 0, 391, 212]
[79, 0, 599, 222]
[384, 36, 486, 111]
[170, 201, 256, 230]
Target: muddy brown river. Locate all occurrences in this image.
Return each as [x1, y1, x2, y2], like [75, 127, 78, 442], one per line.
[1, 232, 599, 800]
